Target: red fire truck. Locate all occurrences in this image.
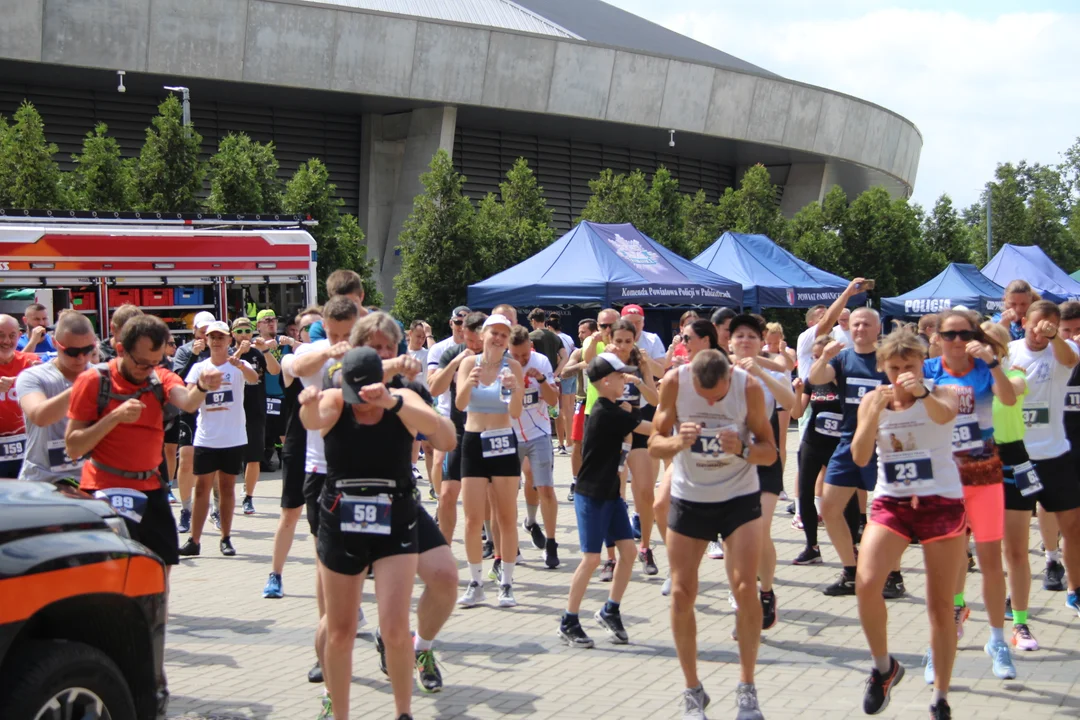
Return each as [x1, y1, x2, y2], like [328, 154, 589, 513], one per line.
[0, 211, 317, 339]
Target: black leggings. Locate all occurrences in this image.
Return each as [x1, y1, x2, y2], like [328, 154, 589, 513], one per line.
[797, 439, 862, 548]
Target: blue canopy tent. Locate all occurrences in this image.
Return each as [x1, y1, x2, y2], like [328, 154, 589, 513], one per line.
[467, 221, 743, 309]
[982, 244, 1080, 303]
[881, 263, 1005, 317]
[690, 231, 862, 311]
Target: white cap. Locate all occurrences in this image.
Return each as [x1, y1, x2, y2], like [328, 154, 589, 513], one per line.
[193, 311, 216, 329]
[482, 314, 513, 331]
[205, 320, 230, 335]
[953, 304, 969, 311]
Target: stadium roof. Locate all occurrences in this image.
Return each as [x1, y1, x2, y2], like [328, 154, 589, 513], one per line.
[304, 0, 775, 76]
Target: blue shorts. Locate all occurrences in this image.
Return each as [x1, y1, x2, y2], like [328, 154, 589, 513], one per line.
[574, 494, 634, 554]
[560, 377, 578, 395]
[824, 442, 877, 491]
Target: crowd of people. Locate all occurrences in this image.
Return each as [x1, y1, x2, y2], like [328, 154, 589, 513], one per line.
[2, 271, 1078, 720]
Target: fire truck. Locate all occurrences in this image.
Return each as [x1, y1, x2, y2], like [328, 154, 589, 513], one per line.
[0, 211, 318, 340]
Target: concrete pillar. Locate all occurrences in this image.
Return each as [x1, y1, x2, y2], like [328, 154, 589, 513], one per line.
[358, 112, 408, 296]
[779, 162, 828, 217]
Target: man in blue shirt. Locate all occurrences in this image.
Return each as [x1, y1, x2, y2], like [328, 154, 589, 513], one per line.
[17, 303, 57, 357]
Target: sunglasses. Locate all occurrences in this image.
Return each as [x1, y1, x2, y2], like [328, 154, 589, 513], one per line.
[452, 319, 464, 326]
[58, 344, 96, 358]
[939, 330, 975, 342]
[166, 340, 177, 347]
[599, 323, 613, 330]
[233, 328, 253, 335]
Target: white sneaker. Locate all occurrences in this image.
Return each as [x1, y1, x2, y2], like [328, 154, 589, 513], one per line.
[707, 540, 724, 559]
[661, 576, 672, 596]
[498, 584, 517, 607]
[458, 581, 486, 607]
[357, 606, 367, 628]
[728, 591, 738, 611]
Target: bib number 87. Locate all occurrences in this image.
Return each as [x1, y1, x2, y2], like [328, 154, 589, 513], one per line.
[210, 392, 226, 404]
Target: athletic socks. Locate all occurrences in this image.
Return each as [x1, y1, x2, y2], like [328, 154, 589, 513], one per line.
[182, 499, 192, 512]
[1046, 549, 1061, 564]
[469, 563, 482, 584]
[989, 626, 1005, 646]
[843, 565, 857, 579]
[872, 655, 891, 674]
[814, 496, 822, 515]
[953, 592, 965, 607]
[604, 599, 620, 615]
[932, 688, 948, 704]
[1013, 609, 1029, 625]
[502, 561, 515, 586]
[562, 611, 578, 627]
[414, 635, 434, 652]
[526, 503, 539, 525]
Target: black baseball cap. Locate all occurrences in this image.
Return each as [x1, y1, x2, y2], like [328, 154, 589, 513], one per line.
[339, 347, 384, 405]
[451, 305, 471, 319]
[586, 352, 637, 383]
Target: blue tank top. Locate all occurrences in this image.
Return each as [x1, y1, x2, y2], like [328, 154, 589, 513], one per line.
[466, 356, 511, 415]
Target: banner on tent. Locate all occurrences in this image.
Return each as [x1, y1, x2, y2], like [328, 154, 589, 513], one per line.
[619, 285, 735, 302]
[601, 232, 685, 283]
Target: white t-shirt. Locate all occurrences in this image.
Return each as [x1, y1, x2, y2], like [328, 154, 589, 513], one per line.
[831, 326, 853, 348]
[514, 352, 555, 443]
[186, 358, 252, 449]
[294, 339, 333, 473]
[796, 325, 820, 382]
[637, 331, 666, 360]
[1008, 338, 1079, 460]
[407, 347, 429, 389]
[427, 336, 458, 416]
[556, 332, 575, 355]
[16, 361, 79, 482]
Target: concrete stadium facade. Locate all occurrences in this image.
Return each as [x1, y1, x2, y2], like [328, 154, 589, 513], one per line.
[0, 0, 922, 299]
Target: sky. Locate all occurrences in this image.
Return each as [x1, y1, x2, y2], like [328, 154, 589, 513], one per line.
[604, 0, 1080, 209]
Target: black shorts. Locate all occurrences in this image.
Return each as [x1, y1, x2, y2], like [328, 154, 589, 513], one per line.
[631, 432, 649, 451]
[177, 413, 198, 448]
[163, 419, 180, 445]
[416, 501, 448, 553]
[460, 430, 520, 480]
[1004, 451, 1080, 513]
[669, 492, 762, 543]
[192, 445, 244, 476]
[640, 404, 657, 422]
[0, 458, 23, 479]
[245, 414, 266, 464]
[304, 472, 327, 537]
[265, 402, 285, 444]
[316, 489, 419, 576]
[758, 460, 785, 496]
[443, 433, 464, 482]
[125, 487, 179, 566]
[280, 454, 307, 509]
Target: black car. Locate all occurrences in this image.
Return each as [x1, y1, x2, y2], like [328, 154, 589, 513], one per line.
[0, 481, 168, 720]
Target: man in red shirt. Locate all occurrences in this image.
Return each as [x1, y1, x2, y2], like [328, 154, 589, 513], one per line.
[66, 315, 221, 572]
[0, 314, 41, 477]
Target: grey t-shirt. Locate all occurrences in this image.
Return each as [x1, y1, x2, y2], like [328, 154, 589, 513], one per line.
[16, 362, 83, 482]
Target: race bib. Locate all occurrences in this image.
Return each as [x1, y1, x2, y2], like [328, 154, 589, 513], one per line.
[1012, 461, 1043, 497]
[846, 378, 881, 405]
[94, 487, 148, 524]
[0, 433, 26, 461]
[882, 450, 934, 491]
[206, 389, 234, 408]
[523, 387, 539, 407]
[1065, 386, 1080, 412]
[266, 397, 282, 416]
[340, 493, 392, 535]
[620, 383, 642, 404]
[951, 414, 983, 452]
[1021, 402, 1050, 428]
[814, 412, 843, 438]
[480, 428, 516, 458]
[47, 438, 83, 472]
[690, 425, 738, 461]
[618, 441, 631, 473]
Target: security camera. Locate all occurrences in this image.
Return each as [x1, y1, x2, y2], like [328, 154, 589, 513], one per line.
[117, 70, 126, 93]
[669, 129, 675, 148]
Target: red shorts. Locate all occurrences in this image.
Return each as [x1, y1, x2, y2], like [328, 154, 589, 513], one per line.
[963, 482, 1004, 544]
[870, 494, 966, 544]
[571, 400, 586, 443]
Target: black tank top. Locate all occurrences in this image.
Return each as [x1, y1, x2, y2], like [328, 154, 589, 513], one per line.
[324, 401, 415, 491]
[281, 373, 307, 456]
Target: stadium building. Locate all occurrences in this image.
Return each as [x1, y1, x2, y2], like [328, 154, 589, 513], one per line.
[0, 0, 922, 297]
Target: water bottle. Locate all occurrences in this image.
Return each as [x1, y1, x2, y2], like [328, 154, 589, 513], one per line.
[499, 366, 513, 404]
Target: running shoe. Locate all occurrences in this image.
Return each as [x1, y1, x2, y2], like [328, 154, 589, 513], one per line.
[1044, 560, 1066, 591]
[167, 490, 177, 504]
[760, 590, 777, 630]
[178, 538, 200, 557]
[680, 685, 710, 720]
[482, 539, 495, 559]
[791, 514, 804, 530]
[544, 539, 560, 569]
[728, 591, 738, 611]
[1012, 623, 1039, 651]
[595, 607, 629, 644]
[412, 465, 423, 482]
[557, 445, 568, 456]
[308, 661, 322, 683]
[967, 550, 975, 573]
[986, 641, 1017, 679]
[1004, 595, 1012, 622]
[489, 558, 502, 583]
[567, 483, 575, 501]
[243, 496, 255, 515]
[792, 546, 823, 565]
[779, 490, 789, 501]
[558, 619, 594, 648]
[263, 572, 283, 599]
[785, 501, 796, 515]
[316, 692, 333, 720]
[823, 571, 855, 596]
[177, 507, 192, 533]
[220, 537, 236, 556]
[416, 648, 442, 693]
[954, 604, 970, 640]
[632, 513, 642, 540]
[375, 627, 388, 675]
[428, 486, 437, 501]
[639, 547, 658, 576]
[863, 657, 904, 715]
[358, 606, 367, 630]
[706, 540, 724, 559]
[523, 520, 545, 550]
[735, 683, 764, 720]
[599, 558, 616, 582]
[1067, 591, 1080, 617]
[923, 649, 934, 685]
[661, 576, 672, 596]
[210, 508, 221, 530]
[457, 581, 485, 607]
[882, 572, 906, 599]
[498, 584, 516, 607]
[929, 699, 951, 720]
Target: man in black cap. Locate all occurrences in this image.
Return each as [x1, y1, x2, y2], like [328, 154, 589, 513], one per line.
[426, 305, 470, 500]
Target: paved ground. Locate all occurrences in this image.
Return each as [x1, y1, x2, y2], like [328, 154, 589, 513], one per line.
[166, 430, 1080, 720]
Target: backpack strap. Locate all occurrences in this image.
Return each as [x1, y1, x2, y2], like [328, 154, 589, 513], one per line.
[95, 365, 113, 420]
[94, 363, 166, 421]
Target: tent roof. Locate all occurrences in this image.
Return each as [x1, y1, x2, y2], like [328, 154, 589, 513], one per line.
[690, 231, 857, 309]
[882, 263, 1005, 317]
[466, 221, 742, 308]
[982, 244, 1080, 303]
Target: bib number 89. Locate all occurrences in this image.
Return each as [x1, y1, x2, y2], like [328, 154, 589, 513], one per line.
[111, 495, 136, 510]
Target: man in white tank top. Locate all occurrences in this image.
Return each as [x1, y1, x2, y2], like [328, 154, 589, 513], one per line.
[649, 350, 777, 720]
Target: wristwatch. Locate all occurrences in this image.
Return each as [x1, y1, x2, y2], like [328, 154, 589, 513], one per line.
[386, 394, 404, 414]
[986, 358, 1000, 370]
[739, 443, 751, 461]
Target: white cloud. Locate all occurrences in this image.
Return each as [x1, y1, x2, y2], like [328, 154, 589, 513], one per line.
[608, 2, 1080, 209]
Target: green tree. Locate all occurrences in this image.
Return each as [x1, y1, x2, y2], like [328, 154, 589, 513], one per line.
[577, 169, 651, 228]
[0, 101, 63, 209]
[714, 164, 786, 241]
[282, 159, 380, 304]
[474, 158, 554, 276]
[129, 95, 206, 212]
[985, 164, 1030, 252]
[640, 166, 688, 255]
[922, 194, 973, 266]
[784, 186, 847, 275]
[838, 187, 933, 297]
[393, 150, 481, 323]
[683, 189, 721, 257]
[206, 132, 282, 214]
[68, 123, 129, 211]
